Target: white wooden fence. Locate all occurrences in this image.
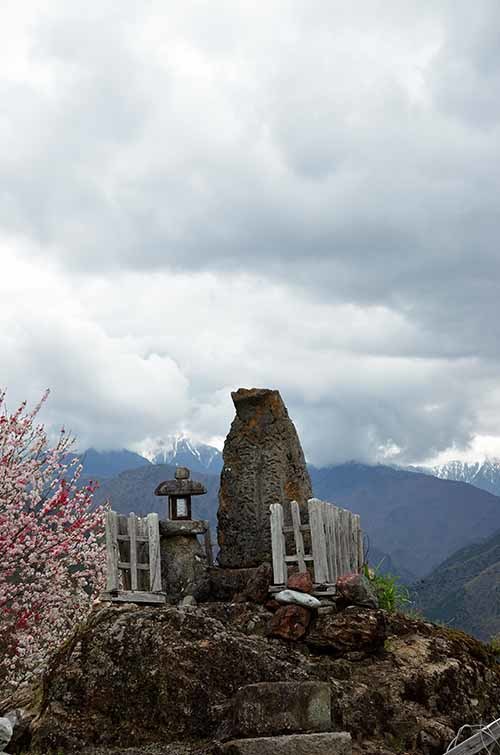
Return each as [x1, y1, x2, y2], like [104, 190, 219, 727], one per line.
[270, 498, 363, 587]
[104, 511, 165, 604]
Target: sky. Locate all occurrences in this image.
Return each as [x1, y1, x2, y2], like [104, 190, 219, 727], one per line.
[2, 0, 500, 466]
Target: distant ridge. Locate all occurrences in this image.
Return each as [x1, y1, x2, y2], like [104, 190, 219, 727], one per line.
[416, 458, 500, 497]
[415, 528, 500, 640]
[78, 448, 151, 479]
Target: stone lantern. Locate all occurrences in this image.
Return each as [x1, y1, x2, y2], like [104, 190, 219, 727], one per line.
[154, 466, 210, 603]
[154, 467, 207, 521]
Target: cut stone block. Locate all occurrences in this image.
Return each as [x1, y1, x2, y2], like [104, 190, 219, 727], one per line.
[223, 732, 352, 755]
[232, 681, 331, 738]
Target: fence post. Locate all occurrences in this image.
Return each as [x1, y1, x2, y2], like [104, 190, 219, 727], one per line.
[128, 512, 138, 590]
[270, 503, 286, 585]
[105, 510, 119, 592]
[324, 503, 336, 583]
[353, 514, 363, 571]
[308, 498, 329, 584]
[147, 512, 162, 593]
[290, 501, 307, 573]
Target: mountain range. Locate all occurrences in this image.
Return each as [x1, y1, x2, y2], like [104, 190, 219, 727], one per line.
[79, 439, 500, 498]
[419, 459, 500, 497]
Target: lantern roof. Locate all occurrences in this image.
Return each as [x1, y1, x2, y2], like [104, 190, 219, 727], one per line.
[154, 466, 207, 497]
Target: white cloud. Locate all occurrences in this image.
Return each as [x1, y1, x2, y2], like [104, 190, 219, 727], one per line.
[2, 1, 500, 465]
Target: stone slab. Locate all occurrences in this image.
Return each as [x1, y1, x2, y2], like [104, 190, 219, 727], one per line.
[222, 732, 352, 755]
[159, 520, 208, 537]
[232, 681, 331, 738]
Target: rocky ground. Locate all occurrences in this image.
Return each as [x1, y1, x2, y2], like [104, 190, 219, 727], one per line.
[2, 592, 500, 755]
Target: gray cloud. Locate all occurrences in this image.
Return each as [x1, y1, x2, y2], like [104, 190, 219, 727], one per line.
[2, 1, 500, 464]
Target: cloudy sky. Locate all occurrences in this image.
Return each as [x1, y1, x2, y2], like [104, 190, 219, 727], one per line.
[2, 0, 500, 466]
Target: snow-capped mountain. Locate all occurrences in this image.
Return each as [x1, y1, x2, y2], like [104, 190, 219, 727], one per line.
[419, 459, 500, 497]
[140, 434, 223, 475]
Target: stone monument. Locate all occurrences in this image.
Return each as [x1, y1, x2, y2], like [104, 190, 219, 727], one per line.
[217, 388, 312, 568]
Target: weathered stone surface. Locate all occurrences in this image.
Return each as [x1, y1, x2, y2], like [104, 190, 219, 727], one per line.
[231, 681, 331, 738]
[217, 388, 312, 568]
[30, 605, 312, 753]
[242, 562, 273, 604]
[222, 732, 352, 755]
[10, 606, 500, 755]
[269, 605, 311, 640]
[201, 601, 273, 637]
[275, 589, 321, 609]
[336, 574, 378, 609]
[208, 567, 261, 602]
[287, 571, 314, 594]
[306, 607, 387, 654]
[160, 533, 207, 602]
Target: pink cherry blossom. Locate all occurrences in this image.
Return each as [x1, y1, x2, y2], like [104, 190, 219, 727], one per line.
[0, 390, 106, 690]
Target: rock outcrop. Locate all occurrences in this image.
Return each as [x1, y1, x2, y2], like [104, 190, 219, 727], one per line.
[217, 388, 312, 568]
[13, 601, 500, 755]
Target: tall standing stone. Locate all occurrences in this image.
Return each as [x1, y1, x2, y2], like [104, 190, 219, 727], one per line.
[217, 388, 312, 568]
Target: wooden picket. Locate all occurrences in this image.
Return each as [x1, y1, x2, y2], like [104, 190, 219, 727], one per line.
[103, 511, 165, 604]
[270, 497, 364, 587]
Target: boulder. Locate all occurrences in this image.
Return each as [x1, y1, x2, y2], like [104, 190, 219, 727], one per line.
[336, 573, 378, 609]
[287, 571, 313, 594]
[231, 681, 332, 738]
[306, 607, 387, 654]
[30, 604, 311, 753]
[269, 605, 311, 641]
[275, 589, 321, 609]
[217, 388, 312, 568]
[222, 732, 352, 755]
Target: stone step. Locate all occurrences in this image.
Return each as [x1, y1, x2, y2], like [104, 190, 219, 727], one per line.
[222, 732, 352, 755]
[231, 681, 331, 738]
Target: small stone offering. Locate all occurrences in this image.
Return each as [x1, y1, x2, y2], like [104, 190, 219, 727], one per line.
[275, 589, 321, 609]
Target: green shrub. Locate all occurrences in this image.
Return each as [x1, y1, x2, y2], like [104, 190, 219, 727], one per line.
[488, 634, 500, 656]
[363, 563, 411, 612]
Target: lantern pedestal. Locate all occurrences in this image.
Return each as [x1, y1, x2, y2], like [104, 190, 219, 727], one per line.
[159, 519, 210, 603]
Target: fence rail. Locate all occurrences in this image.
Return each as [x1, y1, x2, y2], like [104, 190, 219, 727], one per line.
[270, 498, 363, 587]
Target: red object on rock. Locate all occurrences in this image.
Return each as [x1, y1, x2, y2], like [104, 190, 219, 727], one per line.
[268, 605, 311, 641]
[287, 570, 314, 594]
[336, 573, 378, 609]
